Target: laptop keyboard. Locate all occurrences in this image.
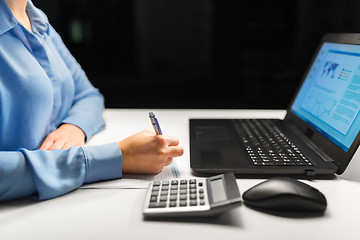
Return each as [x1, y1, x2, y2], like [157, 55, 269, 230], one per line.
[235, 119, 314, 167]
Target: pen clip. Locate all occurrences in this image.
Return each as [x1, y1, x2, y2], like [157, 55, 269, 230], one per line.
[149, 112, 162, 135]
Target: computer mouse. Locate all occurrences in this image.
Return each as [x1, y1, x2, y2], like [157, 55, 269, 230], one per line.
[242, 177, 327, 212]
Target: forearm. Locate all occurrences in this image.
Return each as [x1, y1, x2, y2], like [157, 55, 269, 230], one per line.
[0, 152, 36, 201]
[0, 143, 122, 202]
[61, 93, 105, 140]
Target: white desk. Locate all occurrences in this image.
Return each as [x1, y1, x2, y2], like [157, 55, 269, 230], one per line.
[1, 109, 360, 240]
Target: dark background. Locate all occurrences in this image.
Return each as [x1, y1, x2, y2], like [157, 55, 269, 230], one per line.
[32, 0, 360, 109]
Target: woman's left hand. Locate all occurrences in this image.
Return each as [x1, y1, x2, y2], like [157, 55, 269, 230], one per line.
[39, 124, 86, 150]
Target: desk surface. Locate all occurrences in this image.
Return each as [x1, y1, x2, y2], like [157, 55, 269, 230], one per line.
[1, 109, 360, 240]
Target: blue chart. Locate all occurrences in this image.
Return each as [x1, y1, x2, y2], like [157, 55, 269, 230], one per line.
[301, 91, 337, 122]
[321, 61, 339, 79]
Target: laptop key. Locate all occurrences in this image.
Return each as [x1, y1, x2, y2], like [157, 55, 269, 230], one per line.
[238, 119, 315, 167]
[275, 162, 296, 166]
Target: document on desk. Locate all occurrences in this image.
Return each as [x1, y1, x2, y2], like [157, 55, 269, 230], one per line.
[81, 147, 192, 189]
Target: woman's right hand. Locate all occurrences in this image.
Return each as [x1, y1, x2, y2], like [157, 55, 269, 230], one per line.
[117, 130, 184, 174]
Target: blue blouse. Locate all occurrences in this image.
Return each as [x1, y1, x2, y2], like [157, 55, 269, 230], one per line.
[0, 0, 123, 201]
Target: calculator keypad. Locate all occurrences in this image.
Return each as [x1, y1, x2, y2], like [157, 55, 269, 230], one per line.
[144, 173, 242, 218]
[147, 179, 208, 209]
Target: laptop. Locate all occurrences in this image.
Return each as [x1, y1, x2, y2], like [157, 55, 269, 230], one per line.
[190, 33, 360, 177]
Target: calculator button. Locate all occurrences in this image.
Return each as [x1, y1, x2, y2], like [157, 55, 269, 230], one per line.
[169, 201, 177, 207]
[179, 195, 187, 200]
[198, 182, 203, 187]
[170, 185, 178, 190]
[150, 196, 158, 202]
[190, 189, 196, 194]
[189, 184, 196, 189]
[162, 181, 170, 186]
[180, 201, 187, 207]
[199, 194, 205, 199]
[153, 181, 161, 186]
[189, 179, 197, 184]
[180, 180, 187, 185]
[189, 194, 197, 200]
[160, 191, 168, 196]
[149, 202, 167, 208]
[151, 191, 159, 197]
[161, 186, 169, 191]
[170, 190, 178, 195]
[149, 203, 157, 208]
[171, 180, 178, 185]
[180, 185, 187, 189]
[180, 189, 187, 194]
[200, 200, 205, 205]
[160, 196, 168, 202]
[169, 195, 177, 201]
[160, 189, 169, 195]
[190, 200, 197, 206]
[152, 186, 160, 191]
[199, 189, 204, 194]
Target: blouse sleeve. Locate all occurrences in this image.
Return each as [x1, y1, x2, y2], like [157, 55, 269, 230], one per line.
[48, 25, 106, 140]
[0, 143, 123, 202]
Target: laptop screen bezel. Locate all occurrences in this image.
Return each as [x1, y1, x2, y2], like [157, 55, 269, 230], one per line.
[284, 33, 360, 175]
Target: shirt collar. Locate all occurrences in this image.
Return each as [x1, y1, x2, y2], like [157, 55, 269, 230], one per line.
[0, 0, 17, 35]
[26, 0, 49, 36]
[0, 0, 49, 36]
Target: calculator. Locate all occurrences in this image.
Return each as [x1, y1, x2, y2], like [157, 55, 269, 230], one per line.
[143, 173, 241, 218]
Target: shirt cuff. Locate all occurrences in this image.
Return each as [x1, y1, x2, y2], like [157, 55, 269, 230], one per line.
[82, 142, 123, 183]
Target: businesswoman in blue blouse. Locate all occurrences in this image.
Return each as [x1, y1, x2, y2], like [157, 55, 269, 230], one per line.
[0, 0, 184, 201]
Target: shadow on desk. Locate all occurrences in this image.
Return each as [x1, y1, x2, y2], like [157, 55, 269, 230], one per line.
[243, 204, 326, 219]
[0, 198, 38, 212]
[338, 150, 360, 183]
[144, 208, 244, 228]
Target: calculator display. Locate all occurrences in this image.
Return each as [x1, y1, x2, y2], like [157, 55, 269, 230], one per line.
[210, 179, 227, 202]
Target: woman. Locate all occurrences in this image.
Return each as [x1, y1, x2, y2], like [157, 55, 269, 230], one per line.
[0, 0, 183, 201]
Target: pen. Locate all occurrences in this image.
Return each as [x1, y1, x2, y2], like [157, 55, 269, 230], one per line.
[149, 112, 163, 135]
[149, 112, 180, 178]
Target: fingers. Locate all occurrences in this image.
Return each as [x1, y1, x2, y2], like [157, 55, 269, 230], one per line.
[39, 134, 55, 150]
[39, 132, 66, 150]
[41, 140, 78, 150]
[62, 143, 73, 150]
[39, 139, 66, 150]
[164, 136, 180, 146]
[51, 140, 67, 150]
[158, 146, 183, 170]
[167, 146, 184, 157]
[165, 157, 173, 166]
[39, 124, 86, 151]
[154, 135, 183, 158]
[39, 141, 50, 150]
[152, 136, 183, 157]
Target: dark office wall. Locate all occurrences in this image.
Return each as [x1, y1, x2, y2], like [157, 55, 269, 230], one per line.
[32, 0, 360, 109]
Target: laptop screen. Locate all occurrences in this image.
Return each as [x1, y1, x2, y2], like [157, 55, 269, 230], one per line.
[290, 42, 360, 152]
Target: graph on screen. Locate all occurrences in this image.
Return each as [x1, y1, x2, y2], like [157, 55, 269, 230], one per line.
[300, 50, 360, 135]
